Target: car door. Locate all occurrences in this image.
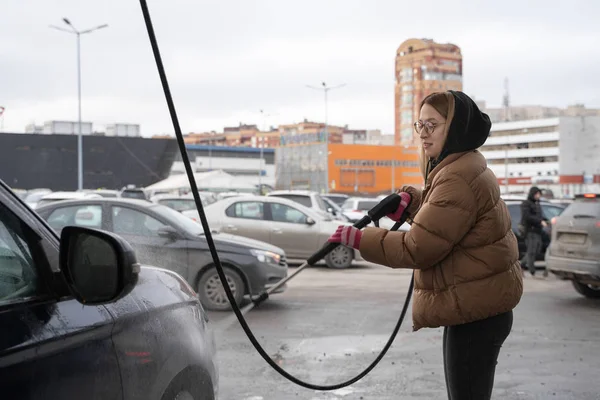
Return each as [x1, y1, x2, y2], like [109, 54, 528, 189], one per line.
[0, 194, 122, 399]
[221, 200, 271, 243]
[109, 205, 189, 279]
[266, 202, 319, 259]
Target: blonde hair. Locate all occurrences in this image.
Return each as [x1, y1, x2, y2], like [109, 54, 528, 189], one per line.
[416, 92, 455, 180]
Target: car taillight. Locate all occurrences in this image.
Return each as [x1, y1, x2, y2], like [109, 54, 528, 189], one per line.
[596, 221, 600, 228]
[584, 193, 597, 198]
[551, 217, 557, 225]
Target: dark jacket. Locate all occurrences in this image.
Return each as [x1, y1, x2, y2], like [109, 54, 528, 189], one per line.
[359, 91, 523, 331]
[521, 187, 546, 235]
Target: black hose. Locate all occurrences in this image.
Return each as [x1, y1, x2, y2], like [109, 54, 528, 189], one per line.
[139, 0, 414, 390]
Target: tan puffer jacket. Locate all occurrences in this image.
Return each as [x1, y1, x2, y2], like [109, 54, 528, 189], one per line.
[359, 150, 523, 331]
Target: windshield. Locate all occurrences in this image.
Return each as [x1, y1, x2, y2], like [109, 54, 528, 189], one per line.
[149, 203, 205, 236]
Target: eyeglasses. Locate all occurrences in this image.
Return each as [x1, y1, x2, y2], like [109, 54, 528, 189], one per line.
[413, 120, 445, 135]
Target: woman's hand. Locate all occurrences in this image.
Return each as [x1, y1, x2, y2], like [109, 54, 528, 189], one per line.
[386, 192, 412, 222]
[327, 225, 362, 249]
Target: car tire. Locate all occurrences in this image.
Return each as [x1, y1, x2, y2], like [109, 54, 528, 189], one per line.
[325, 245, 353, 269]
[197, 266, 245, 311]
[572, 281, 600, 299]
[161, 369, 214, 400]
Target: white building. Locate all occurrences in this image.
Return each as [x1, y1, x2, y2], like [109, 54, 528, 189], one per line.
[481, 116, 600, 197]
[42, 120, 93, 135]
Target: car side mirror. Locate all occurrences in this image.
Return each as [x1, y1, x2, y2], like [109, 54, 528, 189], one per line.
[59, 226, 140, 305]
[306, 217, 316, 225]
[157, 225, 180, 239]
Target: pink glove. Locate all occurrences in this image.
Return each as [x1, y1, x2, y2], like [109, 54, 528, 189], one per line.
[386, 192, 412, 222]
[327, 225, 362, 249]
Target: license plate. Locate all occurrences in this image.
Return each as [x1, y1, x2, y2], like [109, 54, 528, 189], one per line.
[559, 233, 587, 244]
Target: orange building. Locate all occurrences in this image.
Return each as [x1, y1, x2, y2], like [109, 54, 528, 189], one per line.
[327, 144, 422, 195]
[395, 39, 463, 146]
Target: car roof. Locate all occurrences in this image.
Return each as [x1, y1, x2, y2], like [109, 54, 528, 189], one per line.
[41, 191, 102, 199]
[35, 197, 155, 210]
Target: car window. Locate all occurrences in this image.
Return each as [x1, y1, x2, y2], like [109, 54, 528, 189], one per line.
[225, 202, 265, 220]
[112, 206, 167, 237]
[560, 198, 600, 218]
[506, 203, 520, 231]
[273, 195, 312, 208]
[541, 205, 564, 219]
[341, 199, 355, 210]
[314, 195, 328, 211]
[120, 190, 146, 200]
[46, 205, 103, 233]
[0, 204, 42, 305]
[269, 203, 308, 224]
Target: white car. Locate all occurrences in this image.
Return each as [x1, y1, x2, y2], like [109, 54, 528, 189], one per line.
[183, 195, 363, 269]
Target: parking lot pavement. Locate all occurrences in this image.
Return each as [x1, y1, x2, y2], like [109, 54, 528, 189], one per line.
[208, 262, 600, 400]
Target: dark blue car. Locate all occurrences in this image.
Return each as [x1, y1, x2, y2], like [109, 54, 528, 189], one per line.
[0, 180, 218, 400]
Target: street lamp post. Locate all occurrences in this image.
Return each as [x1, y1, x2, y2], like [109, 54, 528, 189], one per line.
[306, 82, 346, 193]
[50, 19, 108, 191]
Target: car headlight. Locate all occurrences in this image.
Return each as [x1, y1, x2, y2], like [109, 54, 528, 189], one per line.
[250, 249, 281, 264]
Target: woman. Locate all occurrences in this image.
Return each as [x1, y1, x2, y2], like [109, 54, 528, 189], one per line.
[328, 90, 523, 399]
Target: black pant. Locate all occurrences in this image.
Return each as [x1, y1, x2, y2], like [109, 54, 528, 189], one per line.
[524, 232, 542, 275]
[443, 311, 513, 400]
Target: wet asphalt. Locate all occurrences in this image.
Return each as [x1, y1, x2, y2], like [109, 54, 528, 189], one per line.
[207, 263, 600, 400]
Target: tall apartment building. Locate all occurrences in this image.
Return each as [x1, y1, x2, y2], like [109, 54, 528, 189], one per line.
[394, 39, 463, 145]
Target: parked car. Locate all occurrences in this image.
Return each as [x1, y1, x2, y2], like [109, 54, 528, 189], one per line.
[546, 193, 600, 298]
[504, 200, 567, 262]
[35, 198, 288, 311]
[35, 191, 103, 209]
[267, 190, 344, 221]
[183, 196, 363, 269]
[0, 180, 218, 399]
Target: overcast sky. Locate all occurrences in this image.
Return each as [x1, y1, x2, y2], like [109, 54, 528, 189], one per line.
[1, 0, 599, 137]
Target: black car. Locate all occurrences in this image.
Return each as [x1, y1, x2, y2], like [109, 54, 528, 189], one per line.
[36, 198, 288, 311]
[0, 180, 218, 399]
[504, 200, 567, 262]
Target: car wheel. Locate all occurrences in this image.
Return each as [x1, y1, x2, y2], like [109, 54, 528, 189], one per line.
[572, 281, 600, 299]
[325, 245, 353, 269]
[198, 266, 245, 311]
[161, 369, 214, 400]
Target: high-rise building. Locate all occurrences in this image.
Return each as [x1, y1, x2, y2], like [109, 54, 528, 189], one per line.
[394, 39, 463, 145]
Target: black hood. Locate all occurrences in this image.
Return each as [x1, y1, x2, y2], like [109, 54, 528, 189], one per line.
[432, 91, 492, 168]
[528, 186, 541, 201]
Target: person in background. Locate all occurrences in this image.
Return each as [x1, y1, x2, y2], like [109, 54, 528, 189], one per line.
[328, 90, 523, 400]
[520, 186, 548, 277]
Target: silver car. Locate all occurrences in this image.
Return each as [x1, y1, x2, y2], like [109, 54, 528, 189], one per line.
[546, 193, 600, 298]
[183, 196, 363, 269]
